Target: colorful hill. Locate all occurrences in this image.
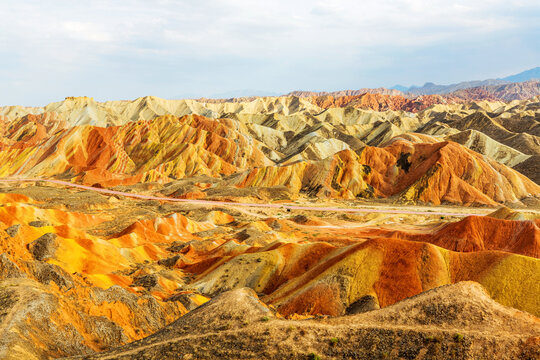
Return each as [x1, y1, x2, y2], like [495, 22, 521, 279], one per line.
[0, 92, 539, 359]
[1, 96, 539, 205]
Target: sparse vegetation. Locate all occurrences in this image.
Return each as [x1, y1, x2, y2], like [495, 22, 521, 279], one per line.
[329, 337, 339, 346]
[287, 325, 296, 332]
[453, 333, 464, 342]
[261, 316, 269, 322]
[425, 335, 442, 343]
[307, 353, 321, 360]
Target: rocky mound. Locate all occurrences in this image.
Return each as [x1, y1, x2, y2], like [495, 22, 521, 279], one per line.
[357, 282, 539, 332]
[70, 283, 540, 360]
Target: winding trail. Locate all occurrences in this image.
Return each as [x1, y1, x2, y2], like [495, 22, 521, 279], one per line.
[0, 177, 485, 217]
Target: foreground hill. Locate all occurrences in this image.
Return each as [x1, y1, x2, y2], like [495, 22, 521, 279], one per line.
[0, 181, 538, 358]
[71, 283, 540, 360]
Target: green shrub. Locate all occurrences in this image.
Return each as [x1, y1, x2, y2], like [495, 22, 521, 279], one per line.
[424, 335, 441, 343]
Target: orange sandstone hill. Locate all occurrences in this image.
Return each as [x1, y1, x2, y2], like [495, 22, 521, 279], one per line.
[308, 93, 451, 112]
[228, 140, 539, 206]
[1, 96, 538, 206]
[0, 183, 539, 359]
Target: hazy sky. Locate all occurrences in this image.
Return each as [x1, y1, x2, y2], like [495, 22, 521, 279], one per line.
[1, 0, 539, 105]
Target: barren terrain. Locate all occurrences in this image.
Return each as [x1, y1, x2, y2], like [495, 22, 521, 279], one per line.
[0, 94, 538, 359]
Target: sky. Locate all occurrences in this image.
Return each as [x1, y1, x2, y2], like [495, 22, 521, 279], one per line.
[0, 0, 539, 106]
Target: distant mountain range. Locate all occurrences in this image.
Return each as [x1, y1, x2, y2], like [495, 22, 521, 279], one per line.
[286, 88, 403, 97]
[392, 67, 540, 95]
[283, 67, 540, 102]
[178, 67, 540, 102]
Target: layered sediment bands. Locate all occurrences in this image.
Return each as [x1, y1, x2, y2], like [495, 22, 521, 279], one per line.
[2, 111, 538, 204]
[0, 192, 226, 358]
[186, 236, 539, 317]
[231, 150, 373, 199]
[349, 215, 540, 258]
[0, 183, 538, 358]
[2, 95, 539, 205]
[450, 79, 540, 101]
[362, 140, 539, 205]
[231, 140, 539, 205]
[309, 93, 449, 112]
[450, 112, 540, 155]
[0, 114, 273, 186]
[1, 91, 540, 359]
[287, 87, 405, 97]
[513, 155, 540, 184]
[445, 129, 530, 167]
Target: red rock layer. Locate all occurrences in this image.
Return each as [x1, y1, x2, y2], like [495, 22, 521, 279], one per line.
[309, 93, 453, 112]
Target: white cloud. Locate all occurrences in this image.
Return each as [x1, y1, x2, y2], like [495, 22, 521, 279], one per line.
[0, 0, 538, 105]
[64, 21, 114, 42]
[2, 0, 536, 57]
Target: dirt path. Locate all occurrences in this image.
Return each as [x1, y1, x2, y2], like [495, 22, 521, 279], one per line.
[0, 177, 487, 217]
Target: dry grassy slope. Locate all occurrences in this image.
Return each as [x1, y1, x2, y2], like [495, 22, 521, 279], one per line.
[69, 283, 540, 360]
